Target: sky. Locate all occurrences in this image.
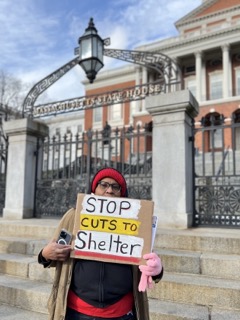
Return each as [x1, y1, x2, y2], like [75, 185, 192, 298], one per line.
[0, 0, 202, 105]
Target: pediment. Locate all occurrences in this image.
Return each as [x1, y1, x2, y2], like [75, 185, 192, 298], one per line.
[176, 0, 240, 26]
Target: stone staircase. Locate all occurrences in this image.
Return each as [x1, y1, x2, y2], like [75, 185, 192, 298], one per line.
[0, 219, 55, 320]
[0, 218, 240, 320]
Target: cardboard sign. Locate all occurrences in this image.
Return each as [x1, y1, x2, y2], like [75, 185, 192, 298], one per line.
[70, 193, 154, 265]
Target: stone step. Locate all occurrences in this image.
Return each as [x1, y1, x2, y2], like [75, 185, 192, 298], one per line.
[2, 246, 239, 285]
[0, 218, 58, 239]
[157, 248, 240, 280]
[1, 300, 239, 320]
[1, 219, 240, 318]
[0, 253, 54, 283]
[1, 253, 240, 319]
[149, 299, 209, 320]
[1, 275, 240, 320]
[0, 304, 48, 320]
[29, 261, 55, 283]
[149, 299, 240, 320]
[0, 236, 48, 255]
[0, 273, 50, 314]
[155, 228, 240, 255]
[1, 219, 240, 255]
[149, 272, 240, 310]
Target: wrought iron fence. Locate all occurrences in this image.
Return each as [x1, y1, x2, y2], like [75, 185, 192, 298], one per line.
[194, 119, 240, 228]
[0, 132, 8, 216]
[35, 125, 152, 217]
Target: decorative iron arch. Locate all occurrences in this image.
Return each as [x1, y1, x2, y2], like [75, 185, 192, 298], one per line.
[22, 25, 181, 118]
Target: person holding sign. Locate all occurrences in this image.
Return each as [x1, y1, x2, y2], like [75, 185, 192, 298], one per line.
[38, 167, 163, 320]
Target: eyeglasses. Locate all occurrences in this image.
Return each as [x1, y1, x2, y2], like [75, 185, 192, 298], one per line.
[97, 181, 121, 193]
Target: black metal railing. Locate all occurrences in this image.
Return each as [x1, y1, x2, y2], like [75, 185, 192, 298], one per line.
[35, 125, 152, 217]
[194, 120, 240, 228]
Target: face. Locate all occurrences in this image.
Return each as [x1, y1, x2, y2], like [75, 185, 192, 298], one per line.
[94, 177, 121, 197]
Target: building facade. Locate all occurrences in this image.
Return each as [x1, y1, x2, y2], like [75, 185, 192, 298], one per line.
[30, 0, 240, 174]
[82, 0, 240, 154]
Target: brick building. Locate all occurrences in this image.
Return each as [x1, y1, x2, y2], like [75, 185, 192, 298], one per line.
[82, 0, 240, 152]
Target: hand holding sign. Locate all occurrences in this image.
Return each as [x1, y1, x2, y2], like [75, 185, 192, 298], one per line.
[138, 252, 162, 292]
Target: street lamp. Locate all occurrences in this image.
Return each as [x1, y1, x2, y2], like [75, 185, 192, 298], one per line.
[77, 18, 104, 83]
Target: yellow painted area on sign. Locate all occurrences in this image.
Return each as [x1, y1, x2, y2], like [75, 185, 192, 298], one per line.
[80, 214, 141, 235]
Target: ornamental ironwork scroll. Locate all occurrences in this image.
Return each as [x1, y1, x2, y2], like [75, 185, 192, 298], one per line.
[193, 120, 240, 228]
[103, 48, 180, 86]
[22, 48, 181, 118]
[22, 57, 79, 116]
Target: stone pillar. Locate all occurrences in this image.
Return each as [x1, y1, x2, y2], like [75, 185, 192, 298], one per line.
[222, 44, 231, 98]
[195, 51, 203, 102]
[146, 90, 199, 229]
[135, 66, 141, 112]
[3, 118, 48, 219]
[141, 68, 148, 112]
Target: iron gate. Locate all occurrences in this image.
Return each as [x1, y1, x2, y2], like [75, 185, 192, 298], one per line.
[193, 117, 240, 228]
[35, 125, 152, 217]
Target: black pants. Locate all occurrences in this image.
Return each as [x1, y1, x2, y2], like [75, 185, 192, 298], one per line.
[65, 307, 136, 320]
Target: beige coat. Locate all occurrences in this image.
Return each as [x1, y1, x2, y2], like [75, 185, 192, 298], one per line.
[47, 208, 150, 320]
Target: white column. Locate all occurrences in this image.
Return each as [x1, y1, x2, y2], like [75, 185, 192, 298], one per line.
[142, 68, 148, 112]
[195, 51, 202, 102]
[202, 56, 207, 101]
[222, 44, 231, 98]
[135, 66, 141, 112]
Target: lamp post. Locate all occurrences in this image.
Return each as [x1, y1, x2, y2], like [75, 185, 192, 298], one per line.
[76, 18, 104, 83]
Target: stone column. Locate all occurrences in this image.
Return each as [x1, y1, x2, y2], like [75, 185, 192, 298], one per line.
[135, 66, 141, 112]
[222, 44, 231, 98]
[3, 118, 48, 219]
[141, 68, 148, 112]
[195, 51, 202, 102]
[146, 90, 199, 229]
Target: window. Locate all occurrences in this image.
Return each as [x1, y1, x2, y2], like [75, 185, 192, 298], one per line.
[65, 157, 70, 165]
[77, 124, 83, 132]
[235, 68, 240, 96]
[108, 103, 122, 122]
[184, 65, 195, 75]
[43, 159, 48, 171]
[209, 72, 223, 100]
[129, 101, 138, 123]
[232, 110, 240, 150]
[210, 129, 222, 149]
[202, 112, 224, 150]
[93, 107, 102, 123]
[54, 144, 59, 152]
[56, 128, 60, 135]
[130, 101, 137, 114]
[54, 158, 58, 170]
[185, 77, 196, 98]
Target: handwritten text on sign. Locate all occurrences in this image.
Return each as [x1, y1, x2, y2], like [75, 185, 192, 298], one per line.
[72, 194, 153, 265]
